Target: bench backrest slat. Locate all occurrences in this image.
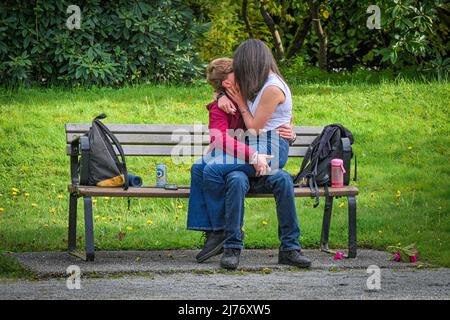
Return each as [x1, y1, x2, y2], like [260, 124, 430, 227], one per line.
[65, 124, 323, 135]
[66, 145, 309, 157]
[65, 133, 317, 147]
[65, 124, 322, 157]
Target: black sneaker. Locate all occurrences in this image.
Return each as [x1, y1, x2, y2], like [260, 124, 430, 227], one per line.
[278, 249, 312, 268]
[196, 230, 226, 263]
[220, 248, 241, 270]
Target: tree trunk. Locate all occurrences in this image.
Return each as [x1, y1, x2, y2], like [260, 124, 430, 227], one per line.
[242, 0, 253, 38]
[259, 0, 284, 61]
[286, 16, 312, 59]
[308, 0, 328, 70]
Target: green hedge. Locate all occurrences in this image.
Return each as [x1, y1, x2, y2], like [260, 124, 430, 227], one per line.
[0, 0, 205, 87]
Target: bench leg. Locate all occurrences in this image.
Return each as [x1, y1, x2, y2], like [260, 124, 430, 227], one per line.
[320, 195, 334, 253]
[347, 196, 357, 258]
[68, 194, 78, 252]
[84, 196, 95, 262]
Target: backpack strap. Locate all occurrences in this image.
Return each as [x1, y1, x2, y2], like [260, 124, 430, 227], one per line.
[93, 119, 129, 190]
[317, 127, 338, 159]
[291, 174, 301, 187]
[311, 161, 321, 208]
[312, 176, 320, 208]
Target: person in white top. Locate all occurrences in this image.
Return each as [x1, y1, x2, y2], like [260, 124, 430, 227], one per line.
[203, 39, 311, 270]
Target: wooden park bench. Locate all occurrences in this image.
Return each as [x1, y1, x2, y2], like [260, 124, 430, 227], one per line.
[66, 124, 358, 261]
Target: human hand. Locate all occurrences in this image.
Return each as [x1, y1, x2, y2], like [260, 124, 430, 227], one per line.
[226, 85, 246, 111]
[252, 154, 273, 176]
[217, 95, 236, 114]
[276, 124, 296, 141]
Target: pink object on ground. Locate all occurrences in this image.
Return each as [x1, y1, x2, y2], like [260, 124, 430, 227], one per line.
[333, 251, 345, 260]
[393, 252, 402, 262]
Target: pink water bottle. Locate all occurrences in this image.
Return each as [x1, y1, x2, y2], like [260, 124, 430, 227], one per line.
[331, 159, 346, 187]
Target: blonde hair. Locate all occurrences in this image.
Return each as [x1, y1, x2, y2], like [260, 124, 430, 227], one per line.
[206, 58, 233, 92]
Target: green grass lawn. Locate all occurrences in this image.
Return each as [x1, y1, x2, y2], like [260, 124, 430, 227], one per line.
[0, 79, 449, 268]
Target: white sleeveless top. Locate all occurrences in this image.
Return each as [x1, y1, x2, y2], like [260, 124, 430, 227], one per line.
[247, 73, 292, 131]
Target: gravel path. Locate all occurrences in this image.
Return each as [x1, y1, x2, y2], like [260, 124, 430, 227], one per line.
[1, 249, 449, 300]
[1, 268, 449, 300]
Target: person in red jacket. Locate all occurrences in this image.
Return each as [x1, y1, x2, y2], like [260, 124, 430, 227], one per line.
[187, 57, 296, 263]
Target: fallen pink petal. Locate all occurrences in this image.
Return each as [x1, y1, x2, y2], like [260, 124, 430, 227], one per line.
[410, 255, 417, 263]
[393, 252, 402, 262]
[334, 251, 344, 260]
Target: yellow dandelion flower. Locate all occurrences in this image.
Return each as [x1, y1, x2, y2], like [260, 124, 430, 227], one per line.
[94, 215, 101, 219]
[177, 204, 183, 209]
[262, 267, 272, 274]
[322, 10, 330, 19]
[146, 219, 154, 225]
[24, 193, 30, 197]
[126, 226, 133, 231]
[12, 191, 17, 196]
[31, 203, 38, 208]
[12, 187, 20, 193]
[0, 208, 4, 213]
[48, 208, 56, 214]
[101, 217, 107, 221]
[396, 190, 401, 198]
[262, 220, 268, 226]
[339, 202, 345, 208]
[92, 199, 97, 204]
[57, 194, 64, 200]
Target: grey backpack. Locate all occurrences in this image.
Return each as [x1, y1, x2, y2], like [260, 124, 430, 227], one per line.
[80, 114, 129, 189]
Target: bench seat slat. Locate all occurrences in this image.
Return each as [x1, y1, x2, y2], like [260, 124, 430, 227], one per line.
[69, 185, 358, 198]
[65, 123, 323, 136]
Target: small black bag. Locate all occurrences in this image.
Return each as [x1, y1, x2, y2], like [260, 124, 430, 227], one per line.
[293, 123, 356, 207]
[80, 114, 129, 189]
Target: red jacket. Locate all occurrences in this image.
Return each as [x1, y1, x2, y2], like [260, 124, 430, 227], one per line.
[206, 100, 256, 161]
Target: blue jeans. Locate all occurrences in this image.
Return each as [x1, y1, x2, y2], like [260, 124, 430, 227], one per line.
[187, 132, 288, 232]
[223, 170, 301, 251]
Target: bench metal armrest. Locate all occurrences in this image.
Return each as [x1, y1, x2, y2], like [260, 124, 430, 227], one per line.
[79, 136, 90, 186]
[70, 136, 81, 186]
[69, 135, 90, 187]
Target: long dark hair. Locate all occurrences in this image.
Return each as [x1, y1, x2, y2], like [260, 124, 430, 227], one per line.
[233, 39, 283, 102]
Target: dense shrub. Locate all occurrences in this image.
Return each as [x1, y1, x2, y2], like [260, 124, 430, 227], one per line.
[320, 0, 449, 73]
[0, 0, 205, 87]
